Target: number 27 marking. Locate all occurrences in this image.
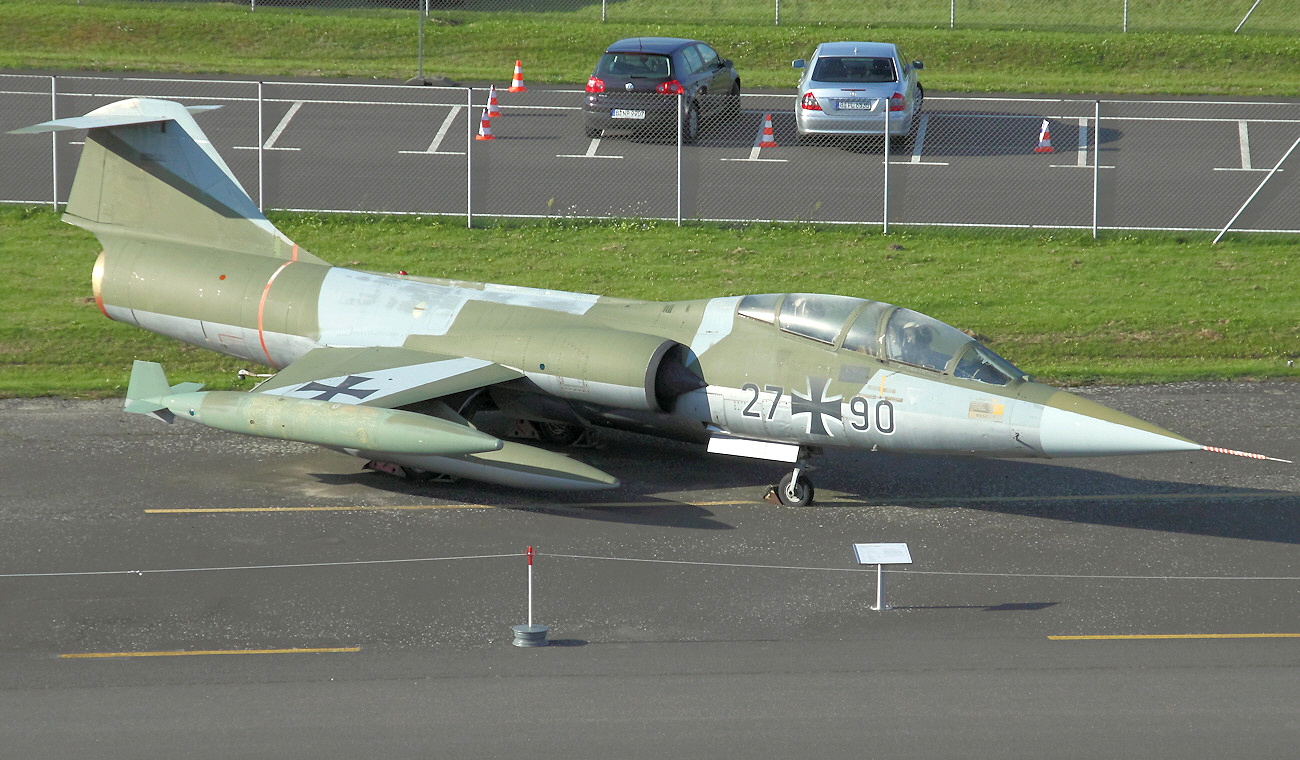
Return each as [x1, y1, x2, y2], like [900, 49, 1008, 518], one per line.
[741, 383, 783, 420]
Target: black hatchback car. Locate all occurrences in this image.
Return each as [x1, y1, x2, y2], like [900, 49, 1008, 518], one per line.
[583, 37, 741, 142]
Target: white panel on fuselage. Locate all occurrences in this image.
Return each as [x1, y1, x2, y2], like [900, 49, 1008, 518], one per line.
[316, 269, 601, 345]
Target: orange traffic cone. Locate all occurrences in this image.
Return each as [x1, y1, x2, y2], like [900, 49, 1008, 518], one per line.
[475, 109, 494, 141]
[1034, 119, 1053, 153]
[758, 113, 777, 147]
[486, 84, 502, 118]
[508, 60, 527, 93]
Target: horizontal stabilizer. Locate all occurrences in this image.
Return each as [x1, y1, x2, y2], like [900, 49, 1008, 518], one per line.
[11, 98, 325, 263]
[9, 103, 220, 135]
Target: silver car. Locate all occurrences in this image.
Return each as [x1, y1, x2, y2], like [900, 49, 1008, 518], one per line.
[793, 41, 924, 145]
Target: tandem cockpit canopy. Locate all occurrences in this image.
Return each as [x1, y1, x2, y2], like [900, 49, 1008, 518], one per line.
[736, 293, 1027, 386]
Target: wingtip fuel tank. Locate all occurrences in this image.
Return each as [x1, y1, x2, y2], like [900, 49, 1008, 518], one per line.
[125, 361, 503, 457]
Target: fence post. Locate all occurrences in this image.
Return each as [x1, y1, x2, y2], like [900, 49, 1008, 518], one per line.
[882, 121, 890, 234]
[677, 93, 684, 226]
[1235, 0, 1262, 33]
[257, 81, 264, 211]
[49, 75, 58, 209]
[1092, 100, 1100, 238]
[466, 87, 474, 229]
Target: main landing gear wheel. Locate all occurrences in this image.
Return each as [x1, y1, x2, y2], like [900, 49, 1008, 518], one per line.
[775, 471, 815, 507]
[536, 421, 584, 446]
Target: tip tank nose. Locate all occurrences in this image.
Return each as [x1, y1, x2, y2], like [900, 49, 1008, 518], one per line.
[1037, 390, 1202, 458]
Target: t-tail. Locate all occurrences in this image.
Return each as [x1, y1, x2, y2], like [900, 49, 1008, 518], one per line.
[12, 98, 322, 264]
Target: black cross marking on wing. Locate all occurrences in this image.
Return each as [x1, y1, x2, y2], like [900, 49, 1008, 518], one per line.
[295, 375, 378, 402]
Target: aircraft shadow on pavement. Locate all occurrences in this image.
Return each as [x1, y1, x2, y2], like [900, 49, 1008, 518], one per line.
[312, 430, 1296, 542]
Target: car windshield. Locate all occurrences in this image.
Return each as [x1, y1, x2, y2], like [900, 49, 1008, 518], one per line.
[597, 53, 672, 79]
[812, 56, 896, 84]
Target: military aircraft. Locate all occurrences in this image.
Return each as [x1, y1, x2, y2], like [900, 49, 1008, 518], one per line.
[13, 98, 1286, 505]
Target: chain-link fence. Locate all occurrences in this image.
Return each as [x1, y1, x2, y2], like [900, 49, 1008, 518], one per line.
[66, 0, 1300, 34]
[4, 74, 1298, 237]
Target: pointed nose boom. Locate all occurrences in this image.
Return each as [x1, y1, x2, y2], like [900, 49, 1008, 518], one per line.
[1036, 391, 1290, 463]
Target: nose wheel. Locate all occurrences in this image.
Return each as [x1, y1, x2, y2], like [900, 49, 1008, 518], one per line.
[775, 471, 815, 506]
[765, 456, 816, 507]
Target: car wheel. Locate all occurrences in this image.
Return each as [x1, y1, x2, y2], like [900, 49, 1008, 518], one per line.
[725, 82, 741, 118]
[683, 101, 700, 143]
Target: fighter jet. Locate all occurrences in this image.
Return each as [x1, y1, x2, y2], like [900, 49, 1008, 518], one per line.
[13, 98, 1284, 505]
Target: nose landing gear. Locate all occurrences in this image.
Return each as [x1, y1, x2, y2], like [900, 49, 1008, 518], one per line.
[763, 449, 818, 507]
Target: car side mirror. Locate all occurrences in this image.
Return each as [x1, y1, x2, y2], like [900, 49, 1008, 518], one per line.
[792, 59, 806, 69]
[913, 61, 924, 70]
[718, 59, 732, 69]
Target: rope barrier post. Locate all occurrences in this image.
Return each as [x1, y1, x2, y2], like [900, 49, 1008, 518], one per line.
[853, 542, 913, 611]
[512, 545, 549, 647]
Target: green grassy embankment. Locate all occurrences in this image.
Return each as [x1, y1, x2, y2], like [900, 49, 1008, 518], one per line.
[2, 0, 1299, 95]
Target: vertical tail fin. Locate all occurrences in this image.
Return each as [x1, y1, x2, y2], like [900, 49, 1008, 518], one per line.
[124, 360, 203, 421]
[11, 98, 325, 264]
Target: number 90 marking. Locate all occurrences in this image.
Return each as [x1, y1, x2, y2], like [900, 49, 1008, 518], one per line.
[849, 397, 895, 434]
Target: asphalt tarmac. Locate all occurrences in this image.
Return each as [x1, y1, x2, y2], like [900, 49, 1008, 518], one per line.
[1, 382, 1297, 758]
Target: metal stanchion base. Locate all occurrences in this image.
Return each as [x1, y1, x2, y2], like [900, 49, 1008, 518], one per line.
[512, 624, 549, 647]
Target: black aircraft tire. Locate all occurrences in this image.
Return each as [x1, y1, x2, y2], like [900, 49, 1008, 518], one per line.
[777, 472, 815, 507]
[536, 421, 584, 446]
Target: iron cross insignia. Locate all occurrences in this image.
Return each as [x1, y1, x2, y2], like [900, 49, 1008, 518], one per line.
[295, 375, 378, 402]
[790, 376, 842, 436]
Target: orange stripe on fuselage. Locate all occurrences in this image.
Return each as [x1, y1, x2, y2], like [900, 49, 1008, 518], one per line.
[257, 261, 294, 368]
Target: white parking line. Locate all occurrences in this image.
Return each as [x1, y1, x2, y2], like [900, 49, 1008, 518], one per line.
[1052, 117, 1113, 169]
[399, 105, 466, 155]
[557, 137, 622, 159]
[905, 113, 947, 165]
[233, 100, 303, 151]
[720, 116, 787, 163]
[1213, 120, 1274, 172]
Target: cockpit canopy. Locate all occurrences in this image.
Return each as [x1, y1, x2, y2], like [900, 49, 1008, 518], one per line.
[737, 293, 1026, 386]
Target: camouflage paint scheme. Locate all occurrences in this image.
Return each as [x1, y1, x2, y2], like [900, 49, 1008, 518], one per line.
[15, 98, 1223, 504]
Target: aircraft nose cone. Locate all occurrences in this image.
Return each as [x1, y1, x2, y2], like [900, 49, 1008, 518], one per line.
[1037, 390, 1202, 458]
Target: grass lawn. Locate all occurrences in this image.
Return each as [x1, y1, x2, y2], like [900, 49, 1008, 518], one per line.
[1, 0, 1299, 95]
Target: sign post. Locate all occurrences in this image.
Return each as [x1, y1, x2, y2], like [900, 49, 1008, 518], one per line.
[511, 545, 549, 647]
[852, 543, 913, 611]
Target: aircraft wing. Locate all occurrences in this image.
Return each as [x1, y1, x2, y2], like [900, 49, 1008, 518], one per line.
[252, 346, 523, 409]
[245, 347, 618, 489]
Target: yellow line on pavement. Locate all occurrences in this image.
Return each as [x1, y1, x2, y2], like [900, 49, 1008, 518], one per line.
[61, 647, 360, 659]
[146, 504, 489, 513]
[1049, 634, 1300, 641]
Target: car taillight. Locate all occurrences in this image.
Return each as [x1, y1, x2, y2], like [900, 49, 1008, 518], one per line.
[586, 77, 605, 94]
[889, 92, 906, 111]
[655, 80, 685, 95]
[800, 92, 821, 111]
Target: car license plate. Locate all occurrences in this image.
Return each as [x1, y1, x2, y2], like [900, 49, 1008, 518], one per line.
[836, 100, 876, 111]
[612, 109, 646, 120]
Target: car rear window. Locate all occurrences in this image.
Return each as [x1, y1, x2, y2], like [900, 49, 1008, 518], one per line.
[597, 53, 672, 79]
[812, 56, 897, 84]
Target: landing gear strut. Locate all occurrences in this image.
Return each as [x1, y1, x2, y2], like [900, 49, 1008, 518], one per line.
[764, 449, 817, 506]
